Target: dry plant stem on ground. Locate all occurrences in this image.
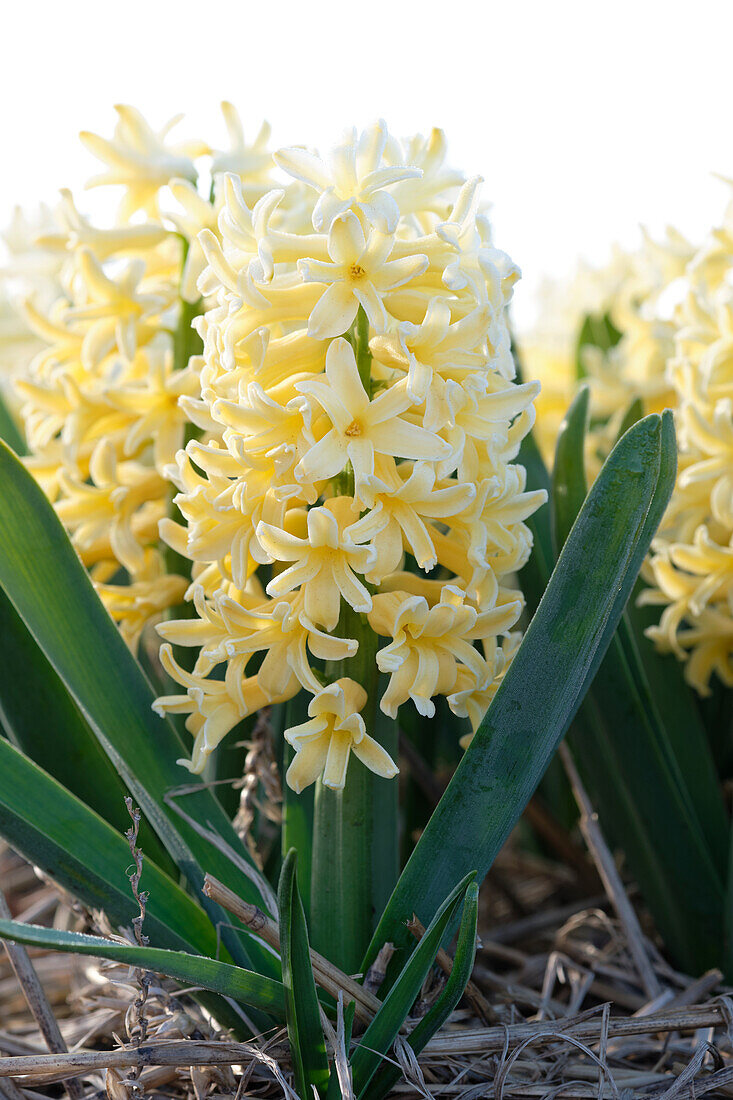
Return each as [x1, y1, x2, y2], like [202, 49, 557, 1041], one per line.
[0, 889, 80, 1100]
[559, 743, 663, 1002]
[3, 823, 733, 1100]
[202, 874, 382, 1023]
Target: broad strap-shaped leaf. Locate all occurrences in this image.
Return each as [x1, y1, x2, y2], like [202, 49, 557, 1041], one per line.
[614, 389, 725, 869]
[0, 588, 172, 872]
[364, 414, 671, 973]
[517, 428, 553, 616]
[627, 597, 728, 869]
[0, 737, 217, 956]
[550, 386, 589, 558]
[553, 409, 728, 973]
[0, 440, 275, 977]
[351, 874, 474, 1098]
[0, 920, 287, 1019]
[278, 850, 329, 1100]
[0, 738, 254, 1032]
[364, 882, 479, 1100]
[570, 665, 726, 972]
[516, 426, 577, 828]
[562, 411, 676, 723]
[554, 412, 727, 865]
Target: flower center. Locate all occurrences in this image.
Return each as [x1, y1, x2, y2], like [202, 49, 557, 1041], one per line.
[348, 263, 367, 282]
[344, 419, 363, 437]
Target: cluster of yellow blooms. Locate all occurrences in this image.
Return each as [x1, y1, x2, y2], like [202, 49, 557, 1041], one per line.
[14, 105, 275, 650]
[148, 120, 545, 786]
[5, 110, 545, 789]
[0, 206, 65, 406]
[522, 193, 733, 695]
[525, 230, 695, 469]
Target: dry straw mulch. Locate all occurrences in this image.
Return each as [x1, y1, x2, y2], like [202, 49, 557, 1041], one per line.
[1, 766, 731, 1100]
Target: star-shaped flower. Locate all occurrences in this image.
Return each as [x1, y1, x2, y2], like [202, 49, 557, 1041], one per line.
[294, 337, 451, 499]
[211, 103, 273, 198]
[298, 212, 427, 338]
[257, 496, 375, 631]
[369, 584, 522, 718]
[80, 105, 207, 221]
[285, 678, 398, 792]
[348, 459, 476, 581]
[275, 120, 421, 232]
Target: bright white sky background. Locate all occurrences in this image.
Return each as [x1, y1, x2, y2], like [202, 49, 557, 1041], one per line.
[2, 0, 730, 327]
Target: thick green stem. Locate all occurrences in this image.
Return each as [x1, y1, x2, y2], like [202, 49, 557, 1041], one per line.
[162, 238, 202, 585]
[371, 691, 399, 919]
[310, 306, 398, 971]
[282, 694, 315, 916]
[165, 238, 205, 602]
[353, 306, 372, 397]
[310, 603, 379, 973]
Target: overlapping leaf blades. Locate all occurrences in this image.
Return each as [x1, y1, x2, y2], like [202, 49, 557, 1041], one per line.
[0, 588, 170, 867]
[0, 920, 287, 1017]
[365, 882, 479, 1100]
[0, 329, 721, 1098]
[278, 850, 329, 1100]
[0, 439, 277, 978]
[352, 874, 475, 1097]
[365, 412, 676, 973]
[0, 737, 215, 955]
[551, 393, 728, 974]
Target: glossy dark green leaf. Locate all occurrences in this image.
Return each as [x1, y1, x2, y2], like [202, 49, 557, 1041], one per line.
[0, 739, 260, 1034]
[278, 850, 329, 1100]
[352, 873, 473, 1098]
[516, 426, 576, 829]
[570, 411, 676, 706]
[0, 737, 215, 954]
[364, 414, 671, 974]
[0, 440, 275, 978]
[552, 407, 728, 974]
[517, 428, 552, 617]
[627, 596, 729, 867]
[0, 588, 171, 871]
[0, 920, 287, 1018]
[364, 882, 479, 1100]
[550, 386, 589, 558]
[568, 628, 726, 973]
